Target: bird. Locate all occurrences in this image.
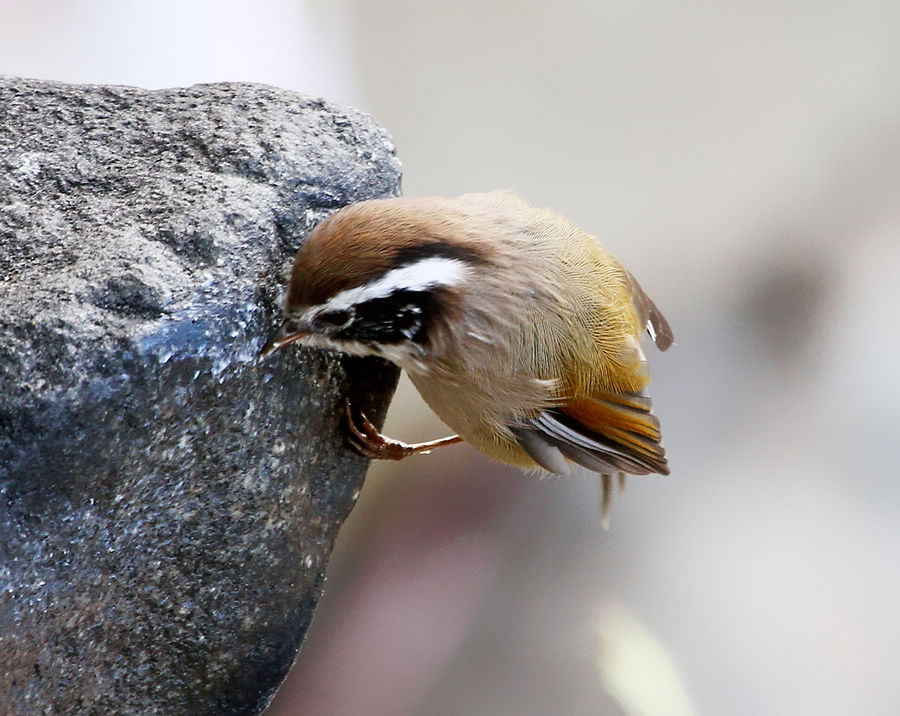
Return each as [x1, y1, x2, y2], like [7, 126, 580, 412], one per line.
[261, 191, 673, 519]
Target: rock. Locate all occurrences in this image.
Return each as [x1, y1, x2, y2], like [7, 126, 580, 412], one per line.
[0, 76, 401, 715]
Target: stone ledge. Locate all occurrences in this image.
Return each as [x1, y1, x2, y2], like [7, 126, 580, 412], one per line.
[0, 76, 401, 715]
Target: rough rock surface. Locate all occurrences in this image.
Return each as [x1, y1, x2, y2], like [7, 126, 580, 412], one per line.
[0, 76, 401, 714]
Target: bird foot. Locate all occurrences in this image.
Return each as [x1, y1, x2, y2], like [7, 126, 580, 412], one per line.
[344, 399, 461, 461]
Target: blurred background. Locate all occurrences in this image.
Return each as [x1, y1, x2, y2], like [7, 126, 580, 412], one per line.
[4, 1, 899, 713]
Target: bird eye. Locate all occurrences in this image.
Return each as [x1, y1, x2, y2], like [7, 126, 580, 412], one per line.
[318, 308, 352, 327]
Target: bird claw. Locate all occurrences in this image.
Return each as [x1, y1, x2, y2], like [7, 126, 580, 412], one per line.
[344, 399, 416, 460]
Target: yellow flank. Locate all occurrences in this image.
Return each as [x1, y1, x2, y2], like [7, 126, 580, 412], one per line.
[522, 201, 647, 400]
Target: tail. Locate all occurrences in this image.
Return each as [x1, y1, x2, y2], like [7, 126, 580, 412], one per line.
[627, 271, 674, 351]
[599, 472, 628, 530]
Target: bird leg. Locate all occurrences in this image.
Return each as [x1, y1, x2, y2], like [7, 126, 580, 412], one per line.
[344, 399, 462, 461]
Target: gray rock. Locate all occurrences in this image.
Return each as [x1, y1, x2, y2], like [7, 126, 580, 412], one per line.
[0, 76, 401, 714]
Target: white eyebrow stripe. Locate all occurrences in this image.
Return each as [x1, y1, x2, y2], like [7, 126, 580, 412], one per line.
[319, 257, 471, 312]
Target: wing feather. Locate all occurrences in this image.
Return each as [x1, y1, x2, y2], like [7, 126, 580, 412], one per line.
[513, 388, 669, 477]
[509, 268, 672, 479]
[511, 426, 572, 475]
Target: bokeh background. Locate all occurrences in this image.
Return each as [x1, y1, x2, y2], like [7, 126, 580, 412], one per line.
[4, 1, 899, 713]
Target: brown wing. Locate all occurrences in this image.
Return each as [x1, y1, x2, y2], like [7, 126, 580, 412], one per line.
[627, 271, 674, 351]
[511, 386, 669, 477]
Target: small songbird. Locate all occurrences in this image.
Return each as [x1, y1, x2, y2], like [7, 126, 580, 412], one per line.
[261, 191, 673, 515]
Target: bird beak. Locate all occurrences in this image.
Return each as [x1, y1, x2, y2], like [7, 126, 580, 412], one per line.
[259, 319, 310, 358]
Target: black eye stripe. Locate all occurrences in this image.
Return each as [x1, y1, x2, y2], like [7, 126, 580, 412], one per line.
[335, 289, 438, 345]
[318, 308, 352, 326]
